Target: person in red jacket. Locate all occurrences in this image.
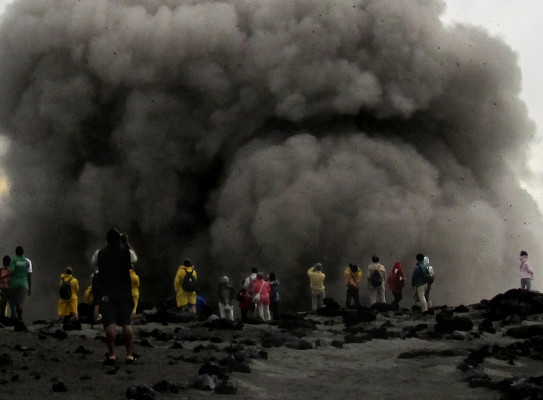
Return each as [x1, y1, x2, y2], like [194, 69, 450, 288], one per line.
[387, 262, 405, 310]
[251, 272, 271, 321]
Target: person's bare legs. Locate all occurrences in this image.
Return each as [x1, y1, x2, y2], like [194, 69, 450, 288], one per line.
[105, 323, 117, 358]
[123, 325, 134, 359]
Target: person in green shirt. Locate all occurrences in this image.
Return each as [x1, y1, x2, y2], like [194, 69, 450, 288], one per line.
[8, 246, 32, 322]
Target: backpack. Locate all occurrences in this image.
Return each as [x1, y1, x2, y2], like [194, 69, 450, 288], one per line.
[369, 269, 383, 287]
[182, 269, 198, 292]
[59, 277, 73, 300]
[419, 265, 434, 284]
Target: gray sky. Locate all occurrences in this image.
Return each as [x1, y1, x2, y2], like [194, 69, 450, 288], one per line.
[442, 0, 543, 209]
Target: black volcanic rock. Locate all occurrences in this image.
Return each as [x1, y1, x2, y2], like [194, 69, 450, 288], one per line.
[215, 379, 237, 395]
[126, 384, 155, 400]
[199, 361, 228, 379]
[462, 368, 490, 388]
[316, 298, 342, 317]
[52, 329, 68, 340]
[487, 289, 543, 321]
[478, 318, 496, 334]
[453, 305, 469, 313]
[0, 353, 12, 366]
[357, 306, 377, 323]
[341, 309, 359, 325]
[192, 374, 219, 391]
[277, 317, 316, 331]
[370, 302, 394, 313]
[505, 324, 543, 339]
[52, 382, 67, 392]
[435, 310, 473, 333]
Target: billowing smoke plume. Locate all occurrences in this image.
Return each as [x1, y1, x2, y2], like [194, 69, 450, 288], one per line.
[0, 0, 540, 318]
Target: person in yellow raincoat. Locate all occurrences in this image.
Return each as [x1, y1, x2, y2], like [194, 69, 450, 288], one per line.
[58, 267, 80, 321]
[83, 280, 93, 305]
[174, 259, 197, 314]
[130, 266, 140, 315]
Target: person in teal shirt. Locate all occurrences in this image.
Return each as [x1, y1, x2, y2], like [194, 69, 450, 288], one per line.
[8, 246, 32, 322]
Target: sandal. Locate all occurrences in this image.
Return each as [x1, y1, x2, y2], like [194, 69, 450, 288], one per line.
[103, 356, 116, 366]
[125, 355, 135, 364]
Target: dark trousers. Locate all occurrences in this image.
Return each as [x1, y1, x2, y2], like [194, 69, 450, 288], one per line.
[346, 288, 360, 308]
[270, 301, 279, 320]
[0, 289, 9, 317]
[240, 308, 249, 323]
[391, 290, 403, 310]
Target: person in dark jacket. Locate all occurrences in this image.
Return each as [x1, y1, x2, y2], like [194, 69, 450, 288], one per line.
[92, 229, 136, 365]
[412, 253, 428, 312]
[268, 272, 280, 320]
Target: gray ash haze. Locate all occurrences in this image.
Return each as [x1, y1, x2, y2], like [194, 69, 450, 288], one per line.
[0, 0, 540, 318]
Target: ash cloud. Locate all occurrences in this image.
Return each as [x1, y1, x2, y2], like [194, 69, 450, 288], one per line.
[0, 0, 539, 316]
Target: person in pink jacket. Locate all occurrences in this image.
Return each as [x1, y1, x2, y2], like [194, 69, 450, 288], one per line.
[251, 272, 271, 321]
[519, 250, 534, 291]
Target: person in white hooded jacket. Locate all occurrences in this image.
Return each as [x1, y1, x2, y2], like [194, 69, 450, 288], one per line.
[423, 256, 435, 308]
[519, 250, 534, 291]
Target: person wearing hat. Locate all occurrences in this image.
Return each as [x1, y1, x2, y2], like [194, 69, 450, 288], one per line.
[519, 250, 534, 291]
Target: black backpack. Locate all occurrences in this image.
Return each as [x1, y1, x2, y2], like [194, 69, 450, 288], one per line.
[182, 269, 197, 292]
[59, 277, 73, 300]
[369, 269, 383, 287]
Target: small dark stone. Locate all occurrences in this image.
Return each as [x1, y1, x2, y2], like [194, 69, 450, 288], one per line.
[152, 380, 171, 393]
[453, 305, 469, 313]
[215, 379, 237, 395]
[192, 374, 218, 391]
[52, 382, 67, 392]
[75, 345, 93, 355]
[199, 361, 228, 379]
[52, 330, 68, 340]
[0, 353, 12, 366]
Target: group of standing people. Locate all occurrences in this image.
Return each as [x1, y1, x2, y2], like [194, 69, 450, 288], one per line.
[308, 254, 436, 312]
[1, 232, 536, 367]
[0, 246, 32, 324]
[232, 268, 280, 323]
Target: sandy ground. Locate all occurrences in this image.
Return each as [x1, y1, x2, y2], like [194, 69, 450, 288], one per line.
[0, 306, 540, 400]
